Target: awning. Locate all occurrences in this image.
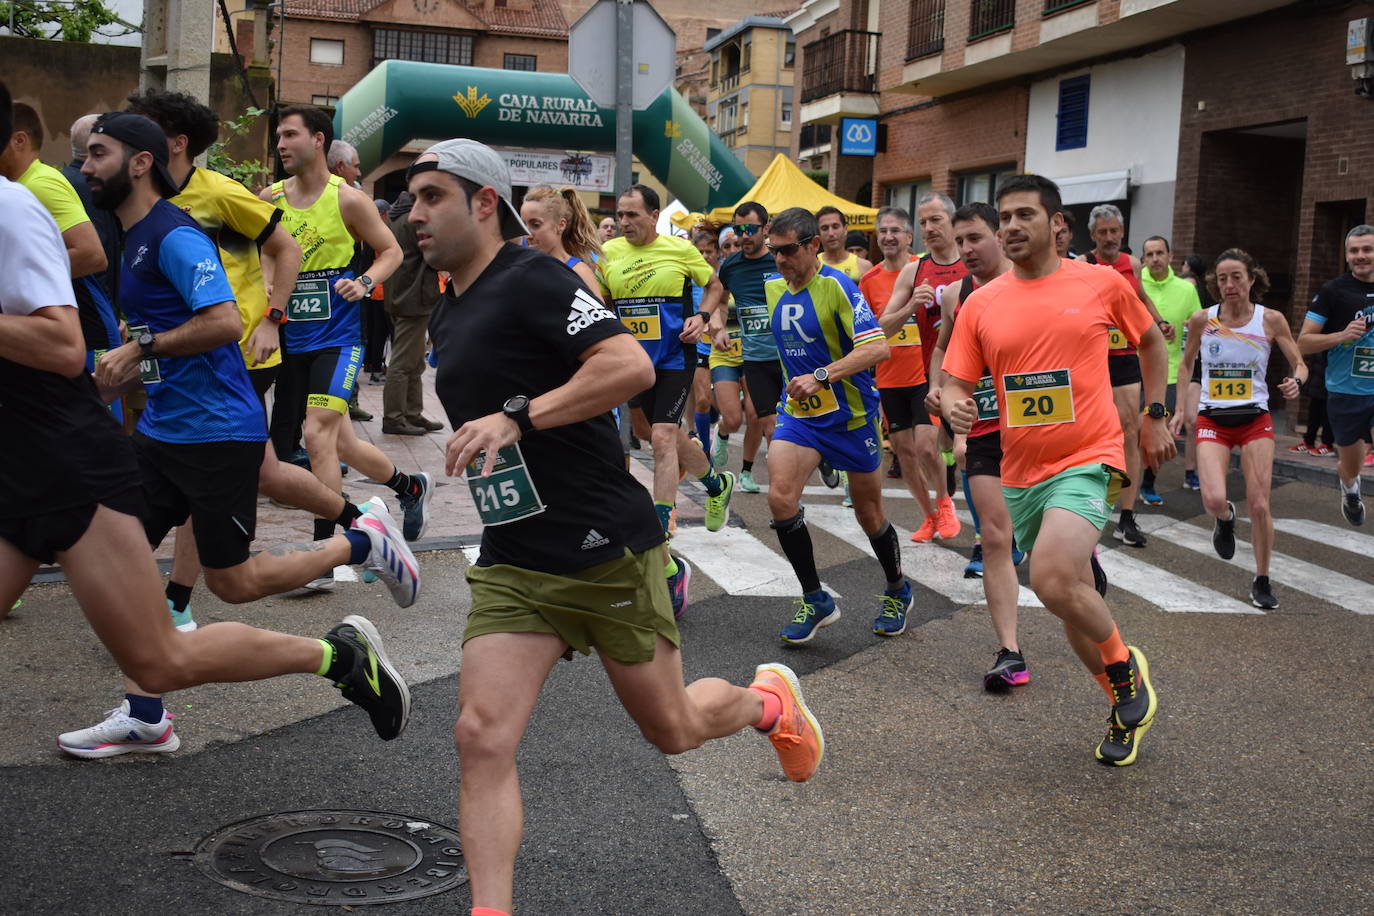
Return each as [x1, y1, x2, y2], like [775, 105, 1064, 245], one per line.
[1054, 169, 1130, 206]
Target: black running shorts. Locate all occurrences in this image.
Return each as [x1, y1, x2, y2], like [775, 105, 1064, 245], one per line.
[1109, 352, 1142, 387]
[964, 431, 1003, 478]
[879, 384, 933, 433]
[629, 367, 695, 426]
[0, 488, 145, 565]
[742, 359, 784, 419]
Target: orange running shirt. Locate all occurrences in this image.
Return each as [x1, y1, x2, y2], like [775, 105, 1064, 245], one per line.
[860, 255, 922, 388]
[943, 258, 1155, 488]
[911, 255, 969, 377]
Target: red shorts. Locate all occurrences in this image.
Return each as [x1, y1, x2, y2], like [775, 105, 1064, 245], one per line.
[1195, 412, 1274, 450]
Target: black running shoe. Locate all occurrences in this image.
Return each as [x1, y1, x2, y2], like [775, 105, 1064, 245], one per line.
[397, 471, 433, 541]
[1090, 550, 1109, 598]
[819, 460, 841, 489]
[982, 648, 1029, 692]
[886, 454, 903, 479]
[1250, 575, 1278, 609]
[1104, 645, 1157, 730]
[1095, 713, 1152, 766]
[1213, 500, 1236, 560]
[1113, 511, 1147, 547]
[327, 615, 411, 741]
[1342, 489, 1366, 526]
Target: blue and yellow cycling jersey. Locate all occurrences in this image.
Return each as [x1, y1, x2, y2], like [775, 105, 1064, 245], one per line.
[600, 234, 713, 370]
[767, 264, 884, 431]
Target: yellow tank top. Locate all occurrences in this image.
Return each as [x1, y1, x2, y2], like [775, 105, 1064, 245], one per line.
[269, 175, 360, 351]
[819, 250, 864, 281]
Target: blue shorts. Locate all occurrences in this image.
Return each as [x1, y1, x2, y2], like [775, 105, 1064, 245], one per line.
[710, 364, 743, 384]
[1328, 392, 1374, 447]
[773, 411, 882, 473]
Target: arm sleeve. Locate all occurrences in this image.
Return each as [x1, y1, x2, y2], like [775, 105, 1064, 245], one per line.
[523, 271, 631, 366]
[941, 298, 985, 384]
[0, 189, 76, 315]
[158, 226, 236, 311]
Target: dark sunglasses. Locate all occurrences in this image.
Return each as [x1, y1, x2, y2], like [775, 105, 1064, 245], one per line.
[767, 236, 814, 257]
[731, 223, 763, 237]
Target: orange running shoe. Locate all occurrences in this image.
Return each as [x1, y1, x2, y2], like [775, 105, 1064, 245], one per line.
[750, 663, 824, 782]
[910, 515, 939, 543]
[935, 496, 962, 540]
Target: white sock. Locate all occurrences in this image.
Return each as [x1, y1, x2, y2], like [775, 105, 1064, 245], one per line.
[1343, 477, 1361, 496]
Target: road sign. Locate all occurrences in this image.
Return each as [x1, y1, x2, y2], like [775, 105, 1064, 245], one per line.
[569, 0, 676, 111]
[839, 118, 877, 156]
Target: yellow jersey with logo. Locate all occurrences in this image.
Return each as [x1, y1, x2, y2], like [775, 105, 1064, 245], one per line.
[599, 234, 713, 370]
[819, 250, 864, 282]
[269, 175, 359, 352]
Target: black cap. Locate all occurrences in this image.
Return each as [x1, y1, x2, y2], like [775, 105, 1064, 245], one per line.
[91, 111, 178, 198]
[845, 230, 869, 249]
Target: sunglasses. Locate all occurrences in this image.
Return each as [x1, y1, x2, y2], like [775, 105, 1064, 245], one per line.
[731, 223, 763, 237]
[767, 236, 814, 257]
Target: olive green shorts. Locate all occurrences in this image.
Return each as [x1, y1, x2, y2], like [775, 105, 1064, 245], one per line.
[1002, 463, 1123, 553]
[464, 546, 678, 664]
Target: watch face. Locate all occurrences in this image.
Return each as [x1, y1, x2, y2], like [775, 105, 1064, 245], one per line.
[504, 396, 529, 412]
[412, 0, 439, 13]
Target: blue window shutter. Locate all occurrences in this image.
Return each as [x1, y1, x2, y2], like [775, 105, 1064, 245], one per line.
[1056, 75, 1090, 151]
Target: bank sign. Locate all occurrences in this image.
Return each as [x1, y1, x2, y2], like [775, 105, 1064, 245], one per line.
[839, 118, 877, 157]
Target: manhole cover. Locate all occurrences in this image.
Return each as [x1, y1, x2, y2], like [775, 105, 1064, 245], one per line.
[193, 809, 466, 906]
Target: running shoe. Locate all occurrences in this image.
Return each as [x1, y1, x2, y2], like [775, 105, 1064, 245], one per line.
[1105, 646, 1157, 730]
[57, 700, 179, 759]
[397, 471, 433, 541]
[1114, 512, 1147, 547]
[738, 469, 761, 493]
[934, 496, 961, 539]
[886, 454, 903, 479]
[304, 574, 336, 592]
[982, 648, 1030, 692]
[1011, 544, 1027, 567]
[668, 557, 691, 620]
[1250, 575, 1279, 610]
[1140, 485, 1164, 506]
[1183, 470, 1200, 490]
[327, 615, 411, 741]
[1365, 452, 1373, 468]
[712, 435, 729, 470]
[840, 473, 852, 508]
[704, 470, 735, 532]
[819, 460, 841, 489]
[750, 662, 824, 782]
[1095, 713, 1151, 767]
[1342, 488, 1366, 526]
[1213, 500, 1237, 559]
[1312, 444, 1334, 457]
[779, 591, 839, 644]
[1090, 549, 1109, 598]
[354, 498, 421, 608]
[910, 515, 938, 543]
[1287, 442, 1309, 454]
[169, 599, 196, 632]
[963, 542, 985, 578]
[872, 581, 913, 637]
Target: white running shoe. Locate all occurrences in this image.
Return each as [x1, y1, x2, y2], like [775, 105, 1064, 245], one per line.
[304, 576, 336, 592]
[168, 599, 197, 632]
[354, 497, 421, 608]
[57, 700, 180, 759]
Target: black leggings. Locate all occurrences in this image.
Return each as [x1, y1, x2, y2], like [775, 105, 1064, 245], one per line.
[1303, 396, 1334, 447]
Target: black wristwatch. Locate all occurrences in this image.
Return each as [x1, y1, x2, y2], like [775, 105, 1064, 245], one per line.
[503, 395, 534, 435]
[137, 330, 157, 359]
[357, 274, 375, 293]
[812, 367, 831, 389]
[1143, 402, 1169, 420]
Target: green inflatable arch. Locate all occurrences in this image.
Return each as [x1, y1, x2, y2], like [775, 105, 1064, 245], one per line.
[333, 60, 755, 212]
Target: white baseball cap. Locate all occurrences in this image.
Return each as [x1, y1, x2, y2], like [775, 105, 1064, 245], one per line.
[408, 138, 529, 240]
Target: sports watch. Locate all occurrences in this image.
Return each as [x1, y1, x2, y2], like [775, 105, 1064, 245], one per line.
[357, 274, 375, 293]
[812, 367, 831, 389]
[1143, 402, 1170, 420]
[266, 306, 287, 325]
[137, 330, 157, 359]
[503, 395, 534, 434]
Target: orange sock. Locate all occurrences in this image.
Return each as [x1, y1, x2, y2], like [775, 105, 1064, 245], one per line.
[472, 908, 511, 916]
[1095, 624, 1129, 667]
[749, 686, 782, 731]
[1094, 672, 1113, 701]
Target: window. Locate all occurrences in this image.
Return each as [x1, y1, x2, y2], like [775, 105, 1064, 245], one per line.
[742, 40, 751, 73]
[504, 53, 536, 71]
[906, 0, 945, 61]
[740, 101, 748, 129]
[785, 38, 796, 67]
[969, 0, 1015, 39]
[717, 97, 738, 134]
[956, 165, 1016, 206]
[310, 38, 344, 66]
[781, 103, 792, 126]
[372, 29, 473, 67]
[885, 179, 933, 225]
[706, 27, 720, 42]
[1055, 74, 1090, 151]
[311, 94, 339, 107]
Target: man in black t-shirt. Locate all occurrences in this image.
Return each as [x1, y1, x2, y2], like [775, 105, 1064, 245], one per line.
[407, 139, 825, 916]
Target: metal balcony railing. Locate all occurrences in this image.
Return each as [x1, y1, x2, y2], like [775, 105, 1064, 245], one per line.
[907, 0, 946, 61]
[1043, 0, 1094, 13]
[801, 29, 879, 103]
[969, 0, 1015, 40]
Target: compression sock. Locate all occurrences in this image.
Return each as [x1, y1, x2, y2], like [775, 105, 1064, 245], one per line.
[344, 530, 370, 565]
[125, 693, 165, 725]
[335, 502, 364, 531]
[866, 522, 903, 589]
[742, 459, 754, 474]
[749, 686, 783, 732]
[961, 470, 981, 535]
[654, 501, 674, 536]
[313, 518, 334, 542]
[1142, 467, 1157, 489]
[384, 467, 421, 499]
[1095, 624, 1130, 668]
[771, 510, 821, 594]
[694, 411, 712, 449]
[165, 581, 193, 614]
[472, 908, 513, 916]
[316, 636, 356, 680]
[698, 468, 724, 497]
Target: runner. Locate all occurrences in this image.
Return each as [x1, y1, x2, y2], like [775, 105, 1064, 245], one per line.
[923, 202, 1028, 687]
[1173, 249, 1304, 609]
[697, 229, 754, 480]
[845, 229, 872, 260]
[689, 230, 721, 462]
[406, 139, 822, 916]
[262, 106, 433, 576]
[885, 192, 969, 541]
[861, 206, 942, 534]
[1299, 224, 1374, 526]
[816, 205, 872, 281]
[63, 109, 418, 755]
[717, 201, 783, 494]
[1078, 204, 1175, 547]
[597, 215, 617, 242]
[1139, 235, 1203, 504]
[761, 207, 912, 642]
[519, 184, 604, 297]
[600, 184, 735, 574]
[942, 174, 1170, 766]
[719, 226, 740, 259]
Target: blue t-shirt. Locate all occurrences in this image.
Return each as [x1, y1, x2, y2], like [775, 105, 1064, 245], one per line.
[719, 250, 782, 363]
[1306, 272, 1374, 396]
[766, 264, 884, 431]
[119, 200, 267, 444]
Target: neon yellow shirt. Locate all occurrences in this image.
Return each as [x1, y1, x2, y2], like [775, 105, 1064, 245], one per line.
[18, 158, 90, 233]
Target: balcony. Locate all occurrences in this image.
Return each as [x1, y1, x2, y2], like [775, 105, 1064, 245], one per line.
[799, 29, 880, 124]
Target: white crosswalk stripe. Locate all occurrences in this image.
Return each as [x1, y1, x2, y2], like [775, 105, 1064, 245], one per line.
[1271, 517, 1374, 558]
[669, 525, 840, 598]
[1092, 549, 1260, 615]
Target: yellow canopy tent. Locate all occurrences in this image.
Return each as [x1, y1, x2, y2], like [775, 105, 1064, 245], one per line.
[706, 153, 879, 230]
